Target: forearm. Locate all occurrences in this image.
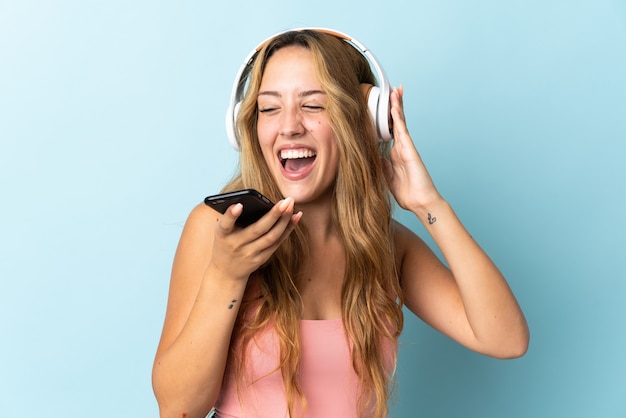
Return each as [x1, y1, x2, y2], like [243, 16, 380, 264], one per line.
[413, 198, 529, 357]
[152, 268, 247, 418]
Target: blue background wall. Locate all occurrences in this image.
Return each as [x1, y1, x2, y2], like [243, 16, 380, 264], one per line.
[1, 1, 624, 417]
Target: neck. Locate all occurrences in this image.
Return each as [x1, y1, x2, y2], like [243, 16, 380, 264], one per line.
[296, 199, 338, 243]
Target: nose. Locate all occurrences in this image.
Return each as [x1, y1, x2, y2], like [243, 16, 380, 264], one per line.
[279, 107, 305, 138]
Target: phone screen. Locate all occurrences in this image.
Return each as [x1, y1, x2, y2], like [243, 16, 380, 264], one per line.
[204, 189, 274, 227]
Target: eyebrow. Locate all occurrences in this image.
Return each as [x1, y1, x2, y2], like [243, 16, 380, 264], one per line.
[257, 89, 326, 98]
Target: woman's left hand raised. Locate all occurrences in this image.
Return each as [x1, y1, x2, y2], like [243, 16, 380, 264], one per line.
[383, 86, 442, 212]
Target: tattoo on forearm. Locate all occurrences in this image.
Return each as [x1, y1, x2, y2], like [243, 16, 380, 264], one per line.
[427, 213, 437, 225]
[228, 299, 238, 309]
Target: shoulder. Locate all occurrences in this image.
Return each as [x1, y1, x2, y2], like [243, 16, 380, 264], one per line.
[391, 219, 448, 285]
[178, 202, 221, 248]
[392, 219, 429, 259]
[185, 201, 221, 232]
[168, 202, 223, 279]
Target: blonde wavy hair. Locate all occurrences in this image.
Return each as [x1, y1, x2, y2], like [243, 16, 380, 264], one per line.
[221, 29, 404, 418]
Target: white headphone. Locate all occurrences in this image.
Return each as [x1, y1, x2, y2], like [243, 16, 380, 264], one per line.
[225, 27, 393, 151]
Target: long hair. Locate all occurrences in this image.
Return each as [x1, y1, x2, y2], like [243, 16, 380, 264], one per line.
[222, 30, 404, 418]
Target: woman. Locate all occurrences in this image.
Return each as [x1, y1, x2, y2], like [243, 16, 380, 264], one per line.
[152, 29, 529, 418]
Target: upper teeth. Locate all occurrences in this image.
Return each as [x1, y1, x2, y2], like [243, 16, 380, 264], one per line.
[280, 149, 316, 159]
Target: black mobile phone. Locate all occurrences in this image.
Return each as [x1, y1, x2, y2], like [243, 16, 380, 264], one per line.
[204, 189, 274, 228]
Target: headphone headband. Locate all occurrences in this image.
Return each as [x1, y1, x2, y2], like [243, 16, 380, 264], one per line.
[225, 27, 392, 151]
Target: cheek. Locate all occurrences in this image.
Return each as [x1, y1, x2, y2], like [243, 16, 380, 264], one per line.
[306, 117, 331, 137]
[256, 130, 274, 165]
[256, 122, 273, 148]
[258, 141, 274, 165]
[256, 120, 268, 141]
[307, 120, 322, 135]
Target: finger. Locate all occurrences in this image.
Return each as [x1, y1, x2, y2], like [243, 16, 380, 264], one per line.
[390, 89, 409, 137]
[217, 203, 242, 233]
[274, 210, 302, 244]
[258, 210, 303, 257]
[247, 197, 295, 235]
[390, 93, 420, 160]
[264, 203, 297, 239]
[253, 202, 298, 248]
[396, 84, 404, 105]
[279, 211, 302, 242]
[391, 86, 404, 113]
[291, 210, 303, 225]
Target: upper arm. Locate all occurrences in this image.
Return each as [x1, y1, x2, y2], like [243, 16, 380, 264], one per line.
[154, 202, 220, 362]
[394, 221, 479, 349]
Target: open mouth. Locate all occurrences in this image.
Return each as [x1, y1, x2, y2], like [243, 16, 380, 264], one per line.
[280, 148, 317, 172]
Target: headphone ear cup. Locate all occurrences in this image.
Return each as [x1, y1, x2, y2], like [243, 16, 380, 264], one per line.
[365, 85, 393, 142]
[366, 85, 380, 130]
[226, 101, 241, 150]
[376, 87, 392, 142]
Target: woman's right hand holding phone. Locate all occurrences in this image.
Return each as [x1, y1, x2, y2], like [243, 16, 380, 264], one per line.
[152, 198, 301, 416]
[209, 197, 302, 281]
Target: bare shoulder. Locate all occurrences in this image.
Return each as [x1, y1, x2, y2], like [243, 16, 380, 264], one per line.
[184, 201, 221, 239]
[392, 219, 433, 263]
[175, 202, 221, 257]
[168, 202, 221, 294]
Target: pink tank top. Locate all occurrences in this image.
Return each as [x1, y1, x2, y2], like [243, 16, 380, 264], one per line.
[214, 319, 396, 418]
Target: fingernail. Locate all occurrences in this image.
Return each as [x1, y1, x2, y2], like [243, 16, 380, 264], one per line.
[280, 197, 293, 210]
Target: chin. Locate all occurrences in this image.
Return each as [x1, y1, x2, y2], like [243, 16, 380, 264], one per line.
[285, 186, 333, 206]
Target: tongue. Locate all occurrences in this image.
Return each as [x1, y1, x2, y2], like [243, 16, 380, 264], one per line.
[284, 157, 315, 173]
